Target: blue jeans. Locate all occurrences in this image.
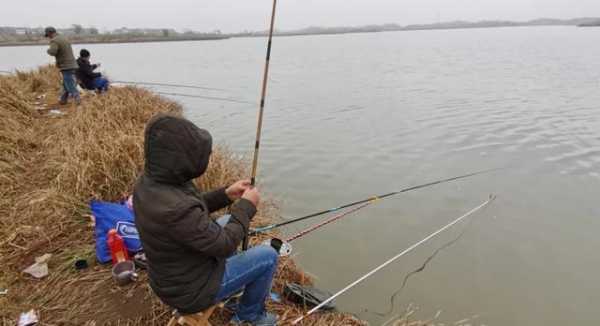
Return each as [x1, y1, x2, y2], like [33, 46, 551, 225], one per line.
[60, 70, 80, 102]
[92, 77, 109, 92]
[214, 215, 278, 322]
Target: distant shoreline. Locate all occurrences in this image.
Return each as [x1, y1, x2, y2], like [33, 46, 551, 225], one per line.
[578, 23, 600, 27]
[1, 17, 599, 47]
[234, 24, 536, 39]
[232, 17, 600, 38]
[231, 24, 598, 40]
[0, 35, 230, 48]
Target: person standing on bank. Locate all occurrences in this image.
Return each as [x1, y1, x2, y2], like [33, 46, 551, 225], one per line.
[76, 49, 109, 93]
[44, 26, 80, 105]
[134, 115, 279, 326]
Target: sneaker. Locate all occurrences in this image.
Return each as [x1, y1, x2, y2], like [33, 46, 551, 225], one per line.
[224, 291, 244, 311]
[223, 297, 239, 311]
[231, 312, 278, 326]
[59, 93, 69, 105]
[253, 312, 278, 326]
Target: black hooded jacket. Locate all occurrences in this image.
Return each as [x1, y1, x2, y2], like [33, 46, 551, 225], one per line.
[76, 57, 101, 89]
[133, 114, 256, 313]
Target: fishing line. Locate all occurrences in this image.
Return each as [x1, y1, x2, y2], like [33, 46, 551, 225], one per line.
[291, 195, 496, 324]
[112, 80, 225, 91]
[2, 71, 255, 105]
[365, 206, 482, 318]
[155, 91, 255, 105]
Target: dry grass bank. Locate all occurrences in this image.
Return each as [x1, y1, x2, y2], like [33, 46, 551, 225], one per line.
[0, 66, 459, 326]
[0, 66, 369, 325]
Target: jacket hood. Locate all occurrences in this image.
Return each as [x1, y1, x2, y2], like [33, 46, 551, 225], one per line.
[144, 114, 212, 184]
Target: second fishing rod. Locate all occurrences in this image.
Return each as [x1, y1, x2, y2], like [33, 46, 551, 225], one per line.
[251, 168, 500, 235]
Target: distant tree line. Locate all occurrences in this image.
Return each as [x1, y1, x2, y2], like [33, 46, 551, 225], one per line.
[0, 25, 226, 44]
[0, 25, 221, 37]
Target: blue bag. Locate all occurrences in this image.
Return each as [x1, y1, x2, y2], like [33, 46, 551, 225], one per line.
[91, 200, 143, 263]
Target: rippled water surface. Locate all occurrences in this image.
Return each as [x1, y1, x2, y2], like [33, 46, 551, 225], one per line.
[3, 26, 600, 325]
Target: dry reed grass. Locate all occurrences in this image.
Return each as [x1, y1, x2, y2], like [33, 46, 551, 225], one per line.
[0, 66, 373, 325]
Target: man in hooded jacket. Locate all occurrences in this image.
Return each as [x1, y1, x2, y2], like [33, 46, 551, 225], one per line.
[134, 114, 278, 325]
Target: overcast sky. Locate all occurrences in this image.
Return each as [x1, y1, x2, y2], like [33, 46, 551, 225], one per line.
[3, 0, 600, 32]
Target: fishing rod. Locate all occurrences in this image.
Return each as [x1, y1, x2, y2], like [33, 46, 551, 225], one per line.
[155, 91, 255, 105]
[112, 80, 224, 91]
[285, 201, 372, 243]
[266, 172, 495, 253]
[252, 168, 500, 235]
[243, 0, 278, 251]
[292, 195, 496, 324]
[264, 201, 374, 256]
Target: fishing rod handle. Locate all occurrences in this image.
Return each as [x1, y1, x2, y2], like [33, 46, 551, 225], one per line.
[242, 236, 249, 251]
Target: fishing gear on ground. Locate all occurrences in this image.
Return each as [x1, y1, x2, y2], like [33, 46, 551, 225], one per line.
[284, 283, 336, 310]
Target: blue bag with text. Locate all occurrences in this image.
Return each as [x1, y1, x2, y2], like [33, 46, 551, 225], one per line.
[91, 200, 142, 263]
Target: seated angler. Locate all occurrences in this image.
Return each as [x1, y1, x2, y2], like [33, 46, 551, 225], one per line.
[133, 114, 279, 326]
[76, 49, 109, 93]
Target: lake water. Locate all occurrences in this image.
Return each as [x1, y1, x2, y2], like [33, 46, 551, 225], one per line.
[2, 26, 599, 325]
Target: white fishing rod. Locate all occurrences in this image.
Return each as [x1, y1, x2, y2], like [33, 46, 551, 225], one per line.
[292, 195, 496, 324]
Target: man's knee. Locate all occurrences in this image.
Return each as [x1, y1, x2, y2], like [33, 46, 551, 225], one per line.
[254, 244, 279, 265]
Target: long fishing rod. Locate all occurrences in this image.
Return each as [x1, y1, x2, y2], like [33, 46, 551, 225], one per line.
[112, 80, 224, 91]
[252, 168, 499, 234]
[243, 0, 278, 251]
[292, 195, 496, 324]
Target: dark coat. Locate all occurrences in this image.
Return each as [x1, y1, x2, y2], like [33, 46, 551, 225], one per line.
[76, 57, 101, 89]
[133, 114, 256, 314]
[47, 35, 78, 71]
